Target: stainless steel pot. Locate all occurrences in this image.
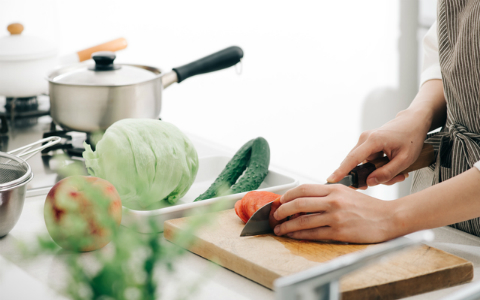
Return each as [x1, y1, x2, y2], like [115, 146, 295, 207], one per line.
[47, 46, 244, 132]
[0, 137, 61, 237]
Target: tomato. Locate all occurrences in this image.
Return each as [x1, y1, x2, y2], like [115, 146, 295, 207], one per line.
[235, 199, 249, 223]
[235, 191, 281, 222]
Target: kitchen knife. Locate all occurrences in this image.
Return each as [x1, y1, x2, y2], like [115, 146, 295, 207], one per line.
[240, 143, 435, 237]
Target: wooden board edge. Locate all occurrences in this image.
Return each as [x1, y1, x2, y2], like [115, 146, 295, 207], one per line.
[164, 220, 279, 289]
[341, 262, 473, 300]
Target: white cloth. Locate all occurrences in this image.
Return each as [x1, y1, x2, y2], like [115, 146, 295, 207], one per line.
[420, 21, 442, 86]
[475, 161, 480, 172]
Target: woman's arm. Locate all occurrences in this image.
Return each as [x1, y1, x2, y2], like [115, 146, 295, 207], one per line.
[407, 79, 447, 132]
[392, 167, 480, 235]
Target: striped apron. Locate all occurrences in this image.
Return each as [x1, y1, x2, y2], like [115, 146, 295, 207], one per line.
[411, 0, 480, 236]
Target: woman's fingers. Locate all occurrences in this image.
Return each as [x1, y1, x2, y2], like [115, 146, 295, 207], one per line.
[284, 226, 335, 241]
[327, 142, 383, 183]
[272, 185, 398, 243]
[383, 173, 408, 186]
[280, 184, 330, 204]
[366, 155, 411, 186]
[274, 213, 333, 236]
[366, 151, 384, 162]
[274, 197, 329, 220]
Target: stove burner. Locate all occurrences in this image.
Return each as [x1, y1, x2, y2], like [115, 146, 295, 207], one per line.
[5, 96, 38, 112]
[42, 131, 92, 157]
[0, 116, 8, 152]
[41, 122, 91, 176]
[0, 96, 49, 128]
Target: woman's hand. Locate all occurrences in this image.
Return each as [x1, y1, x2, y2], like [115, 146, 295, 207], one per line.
[273, 184, 401, 243]
[327, 79, 446, 188]
[327, 110, 429, 188]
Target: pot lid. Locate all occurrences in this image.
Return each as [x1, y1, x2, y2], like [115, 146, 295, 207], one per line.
[0, 23, 58, 61]
[50, 51, 158, 86]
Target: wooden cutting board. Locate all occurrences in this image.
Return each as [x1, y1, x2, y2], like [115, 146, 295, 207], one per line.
[164, 209, 473, 300]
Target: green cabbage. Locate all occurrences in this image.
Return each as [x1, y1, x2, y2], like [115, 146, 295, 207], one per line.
[83, 119, 198, 210]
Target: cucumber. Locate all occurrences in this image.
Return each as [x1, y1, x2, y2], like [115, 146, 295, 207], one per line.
[194, 137, 270, 201]
[231, 137, 270, 194]
[194, 139, 254, 201]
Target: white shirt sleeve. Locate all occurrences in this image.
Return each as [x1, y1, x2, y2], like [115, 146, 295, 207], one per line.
[475, 161, 480, 172]
[420, 21, 442, 86]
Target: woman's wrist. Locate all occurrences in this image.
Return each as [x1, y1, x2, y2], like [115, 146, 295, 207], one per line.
[394, 106, 433, 138]
[388, 196, 420, 238]
[408, 79, 446, 131]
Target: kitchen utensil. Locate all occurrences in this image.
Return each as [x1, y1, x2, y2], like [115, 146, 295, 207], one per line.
[121, 155, 298, 233]
[0, 23, 127, 97]
[273, 230, 434, 300]
[240, 143, 435, 236]
[0, 136, 61, 237]
[164, 209, 473, 299]
[240, 201, 273, 236]
[47, 46, 244, 132]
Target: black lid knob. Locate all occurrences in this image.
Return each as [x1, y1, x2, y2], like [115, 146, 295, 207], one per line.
[89, 51, 121, 71]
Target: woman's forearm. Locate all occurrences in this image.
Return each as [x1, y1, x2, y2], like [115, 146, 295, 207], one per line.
[400, 79, 447, 132]
[392, 168, 480, 236]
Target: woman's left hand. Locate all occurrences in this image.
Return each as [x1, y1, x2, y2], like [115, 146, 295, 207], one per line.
[273, 184, 400, 243]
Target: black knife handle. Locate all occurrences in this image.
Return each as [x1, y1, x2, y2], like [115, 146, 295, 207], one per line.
[348, 143, 435, 188]
[350, 163, 377, 188]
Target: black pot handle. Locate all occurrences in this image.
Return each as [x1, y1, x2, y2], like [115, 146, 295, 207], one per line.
[172, 46, 243, 83]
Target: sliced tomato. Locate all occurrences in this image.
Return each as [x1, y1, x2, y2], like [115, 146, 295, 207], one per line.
[235, 190, 308, 230]
[241, 191, 281, 220]
[242, 193, 256, 219]
[235, 199, 249, 223]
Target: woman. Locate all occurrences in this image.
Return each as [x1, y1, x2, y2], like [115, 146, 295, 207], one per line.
[273, 1, 480, 243]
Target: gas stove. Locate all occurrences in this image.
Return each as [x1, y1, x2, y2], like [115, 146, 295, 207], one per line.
[0, 95, 89, 194]
[41, 123, 93, 157]
[0, 96, 50, 133]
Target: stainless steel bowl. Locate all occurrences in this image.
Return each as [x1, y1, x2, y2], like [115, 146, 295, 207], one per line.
[0, 168, 33, 237]
[0, 137, 61, 237]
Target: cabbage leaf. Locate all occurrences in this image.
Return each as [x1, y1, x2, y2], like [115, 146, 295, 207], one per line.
[83, 119, 198, 210]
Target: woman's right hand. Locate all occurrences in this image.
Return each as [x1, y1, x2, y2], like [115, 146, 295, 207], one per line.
[327, 109, 431, 188]
[328, 79, 445, 189]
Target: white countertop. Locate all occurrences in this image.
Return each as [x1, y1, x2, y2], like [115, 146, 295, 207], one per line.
[1, 134, 480, 300]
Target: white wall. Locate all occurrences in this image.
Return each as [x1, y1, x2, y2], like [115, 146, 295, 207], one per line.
[1, 0, 427, 200]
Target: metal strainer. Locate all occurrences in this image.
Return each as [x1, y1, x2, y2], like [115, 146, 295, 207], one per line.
[0, 152, 31, 188]
[0, 136, 61, 237]
[0, 136, 61, 190]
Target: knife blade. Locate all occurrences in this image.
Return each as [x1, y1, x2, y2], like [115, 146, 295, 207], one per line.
[239, 143, 435, 237]
[240, 202, 274, 236]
